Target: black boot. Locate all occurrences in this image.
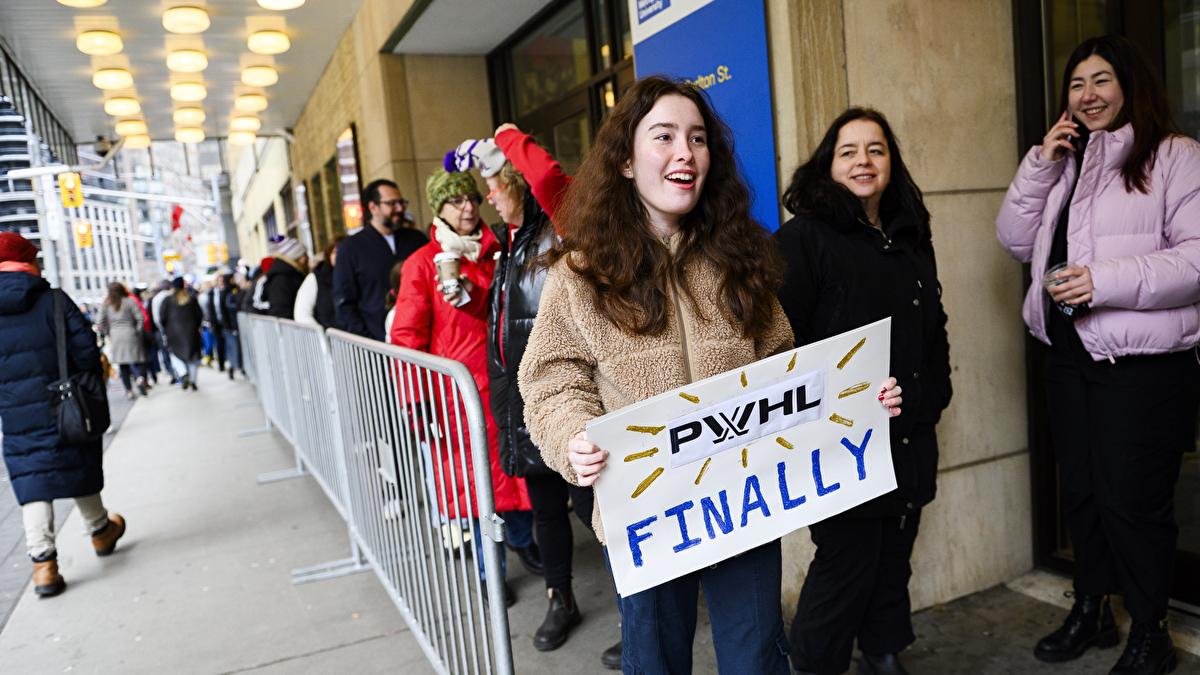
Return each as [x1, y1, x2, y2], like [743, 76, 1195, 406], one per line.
[601, 640, 622, 671]
[1035, 593, 1119, 662]
[1111, 620, 1177, 675]
[510, 541, 544, 576]
[532, 587, 581, 651]
[859, 652, 910, 675]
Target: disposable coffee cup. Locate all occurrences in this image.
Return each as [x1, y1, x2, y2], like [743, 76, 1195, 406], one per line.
[433, 252, 461, 295]
[1041, 261, 1088, 320]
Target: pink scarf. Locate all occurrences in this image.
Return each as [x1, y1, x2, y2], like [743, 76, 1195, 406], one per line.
[0, 261, 39, 276]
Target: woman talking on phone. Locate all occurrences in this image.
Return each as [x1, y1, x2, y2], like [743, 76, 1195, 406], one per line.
[997, 35, 1200, 675]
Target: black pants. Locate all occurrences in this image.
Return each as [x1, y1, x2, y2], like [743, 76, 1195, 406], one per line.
[1045, 322, 1199, 623]
[118, 363, 144, 392]
[789, 511, 921, 674]
[524, 471, 595, 592]
[212, 326, 226, 370]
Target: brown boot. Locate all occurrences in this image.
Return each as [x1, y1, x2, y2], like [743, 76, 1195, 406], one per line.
[32, 552, 66, 597]
[91, 513, 126, 557]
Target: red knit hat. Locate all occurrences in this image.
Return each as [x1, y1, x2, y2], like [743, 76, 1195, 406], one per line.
[0, 232, 37, 263]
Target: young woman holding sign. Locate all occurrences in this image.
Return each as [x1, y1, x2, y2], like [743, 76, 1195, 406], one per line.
[998, 36, 1200, 674]
[775, 108, 952, 675]
[518, 76, 903, 673]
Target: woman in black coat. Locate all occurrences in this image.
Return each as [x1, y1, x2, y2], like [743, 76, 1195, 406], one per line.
[0, 232, 126, 598]
[161, 277, 204, 390]
[776, 108, 952, 675]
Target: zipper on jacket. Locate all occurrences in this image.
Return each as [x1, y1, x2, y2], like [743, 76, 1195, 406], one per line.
[669, 272, 695, 383]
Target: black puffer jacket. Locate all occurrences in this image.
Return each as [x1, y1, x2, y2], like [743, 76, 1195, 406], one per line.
[265, 258, 306, 320]
[488, 190, 558, 477]
[775, 205, 952, 518]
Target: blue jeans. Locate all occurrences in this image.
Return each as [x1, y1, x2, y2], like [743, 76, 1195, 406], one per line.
[472, 509, 533, 579]
[224, 331, 243, 371]
[608, 539, 790, 674]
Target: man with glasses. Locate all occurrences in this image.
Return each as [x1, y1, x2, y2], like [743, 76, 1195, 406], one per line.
[334, 178, 428, 339]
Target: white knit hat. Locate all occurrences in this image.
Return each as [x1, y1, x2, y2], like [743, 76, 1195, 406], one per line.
[274, 236, 306, 261]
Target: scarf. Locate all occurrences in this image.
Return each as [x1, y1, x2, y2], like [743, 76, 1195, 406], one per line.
[433, 216, 484, 262]
[0, 261, 40, 276]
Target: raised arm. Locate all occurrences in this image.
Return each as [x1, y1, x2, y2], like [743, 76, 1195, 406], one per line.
[495, 126, 572, 232]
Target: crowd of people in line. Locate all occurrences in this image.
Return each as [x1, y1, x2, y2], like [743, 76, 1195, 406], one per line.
[0, 34, 1196, 675]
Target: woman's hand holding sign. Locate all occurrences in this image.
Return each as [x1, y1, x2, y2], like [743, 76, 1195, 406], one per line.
[569, 431, 607, 486]
[879, 377, 902, 417]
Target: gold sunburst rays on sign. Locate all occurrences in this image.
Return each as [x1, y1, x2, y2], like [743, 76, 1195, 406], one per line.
[694, 457, 713, 485]
[679, 392, 700, 404]
[837, 382, 871, 399]
[741, 448, 749, 468]
[837, 337, 866, 370]
[776, 437, 794, 450]
[624, 448, 659, 462]
[632, 467, 665, 498]
[786, 352, 797, 372]
[829, 413, 854, 427]
[740, 371, 748, 387]
[626, 424, 666, 435]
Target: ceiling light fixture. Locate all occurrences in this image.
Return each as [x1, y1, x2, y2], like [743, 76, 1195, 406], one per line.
[170, 82, 207, 102]
[241, 65, 279, 87]
[229, 116, 262, 132]
[103, 97, 140, 116]
[247, 30, 290, 55]
[115, 119, 148, 136]
[234, 93, 268, 112]
[91, 68, 133, 90]
[175, 127, 205, 144]
[58, 0, 108, 7]
[123, 134, 152, 149]
[76, 30, 123, 56]
[227, 130, 257, 146]
[162, 6, 210, 34]
[256, 0, 304, 9]
[166, 49, 208, 73]
[173, 107, 206, 126]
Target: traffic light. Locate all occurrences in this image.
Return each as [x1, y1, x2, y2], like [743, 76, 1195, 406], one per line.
[59, 172, 84, 208]
[74, 221, 94, 249]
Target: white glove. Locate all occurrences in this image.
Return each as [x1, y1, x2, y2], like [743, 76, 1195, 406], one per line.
[448, 138, 506, 177]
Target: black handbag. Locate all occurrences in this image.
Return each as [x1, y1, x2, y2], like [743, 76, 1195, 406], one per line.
[46, 290, 110, 444]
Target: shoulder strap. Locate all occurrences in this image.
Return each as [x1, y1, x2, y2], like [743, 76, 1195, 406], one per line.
[52, 290, 68, 380]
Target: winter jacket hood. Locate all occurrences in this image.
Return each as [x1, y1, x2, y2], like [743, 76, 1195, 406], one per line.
[997, 124, 1200, 360]
[0, 269, 48, 315]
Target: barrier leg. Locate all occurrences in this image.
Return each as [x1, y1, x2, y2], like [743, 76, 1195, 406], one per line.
[290, 531, 370, 585]
[257, 449, 306, 483]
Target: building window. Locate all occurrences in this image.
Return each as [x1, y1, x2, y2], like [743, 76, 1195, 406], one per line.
[262, 202, 278, 241]
[309, 173, 326, 249]
[323, 156, 344, 237]
[489, 0, 633, 172]
[336, 126, 363, 234]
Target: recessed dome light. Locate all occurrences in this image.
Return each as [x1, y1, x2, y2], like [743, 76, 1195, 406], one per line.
[123, 134, 152, 149]
[166, 49, 208, 73]
[241, 65, 279, 87]
[170, 82, 207, 102]
[92, 68, 133, 90]
[175, 127, 205, 144]
[230, 116, 262, 132]
[76, 30, 123, 56]
[173, 107, 206, 126]
[247, 30, 290, 55]
[163, 6, 210, 34]
[104, 97, 140, 116]
[228, 130, 257, 146]
[234, 93, 268, 112]
[115, 119, 148, 136]
[256, 0, 304, 9]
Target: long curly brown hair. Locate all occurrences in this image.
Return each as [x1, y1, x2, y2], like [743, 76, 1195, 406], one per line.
[549, 76, 782, 338]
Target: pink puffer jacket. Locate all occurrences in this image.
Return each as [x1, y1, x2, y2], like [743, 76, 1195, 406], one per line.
[996, 124, 1200, 361]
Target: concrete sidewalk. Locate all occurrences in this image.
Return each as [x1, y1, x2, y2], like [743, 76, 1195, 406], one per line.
[0, 367, 1196, 674]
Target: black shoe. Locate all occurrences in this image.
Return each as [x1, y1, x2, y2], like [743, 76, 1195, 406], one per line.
[482, 580, 516, 608]
[510, 541, 544, 576]
[859, 652, 910, 675]
[601, 640, 621, 670]
[1111, 621, 1177, 675]
[533, 587, 581, 651]
[228, 369, 235, 380]
[1035, 593, 1120, 662]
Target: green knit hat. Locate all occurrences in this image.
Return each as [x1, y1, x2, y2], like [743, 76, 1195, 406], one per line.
[426, 168, 480, 214]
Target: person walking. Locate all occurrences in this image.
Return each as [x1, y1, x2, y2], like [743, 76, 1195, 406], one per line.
[0, 232, 127, 598]
[98, 281, 150, 400]
[219, 275, 246, 379]
[392, 168, 535, 606]
[517, 75, 907, 674]
[150, 280, 179, 384]
[161, 277, 203, 390]
[205, 275, 228, 371]
[776, 107, 952, 675]
[335, 179, 427, 340]
[264, 237, 308, 321]
[997, 35, 1200, 675]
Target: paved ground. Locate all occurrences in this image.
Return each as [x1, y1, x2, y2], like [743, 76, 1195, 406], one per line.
[0, 370, 1196, 674]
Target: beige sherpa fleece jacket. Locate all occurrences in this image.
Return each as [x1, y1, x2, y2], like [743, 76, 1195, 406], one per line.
[517, 244, 794, 544]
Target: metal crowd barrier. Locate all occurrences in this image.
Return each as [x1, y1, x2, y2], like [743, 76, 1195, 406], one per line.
[235, 313, 514, 675]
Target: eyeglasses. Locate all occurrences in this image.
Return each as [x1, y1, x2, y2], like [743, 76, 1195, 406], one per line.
[485, 187, 502, 202]
[445, 194, 482, 208]
[379, 198, 408, 209]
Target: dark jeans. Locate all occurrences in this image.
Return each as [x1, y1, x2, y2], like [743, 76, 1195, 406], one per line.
[1044, 321, 1200, 623]
[473, 509, 533, 579]
[609, 539, 790, 675]
[789, 512, 922, 674]
[118, 363, 144, 392]
[158, 332, 177, 379]
[225, 331, 243, 372]
[525, 471, 595, 591]
[212, 326, 226, 370]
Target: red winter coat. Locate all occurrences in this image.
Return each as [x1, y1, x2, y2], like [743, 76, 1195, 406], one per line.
[391, 226, 530, 518]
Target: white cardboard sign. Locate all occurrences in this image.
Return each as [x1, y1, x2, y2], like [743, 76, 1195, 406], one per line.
[587, 318, 895, 597]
